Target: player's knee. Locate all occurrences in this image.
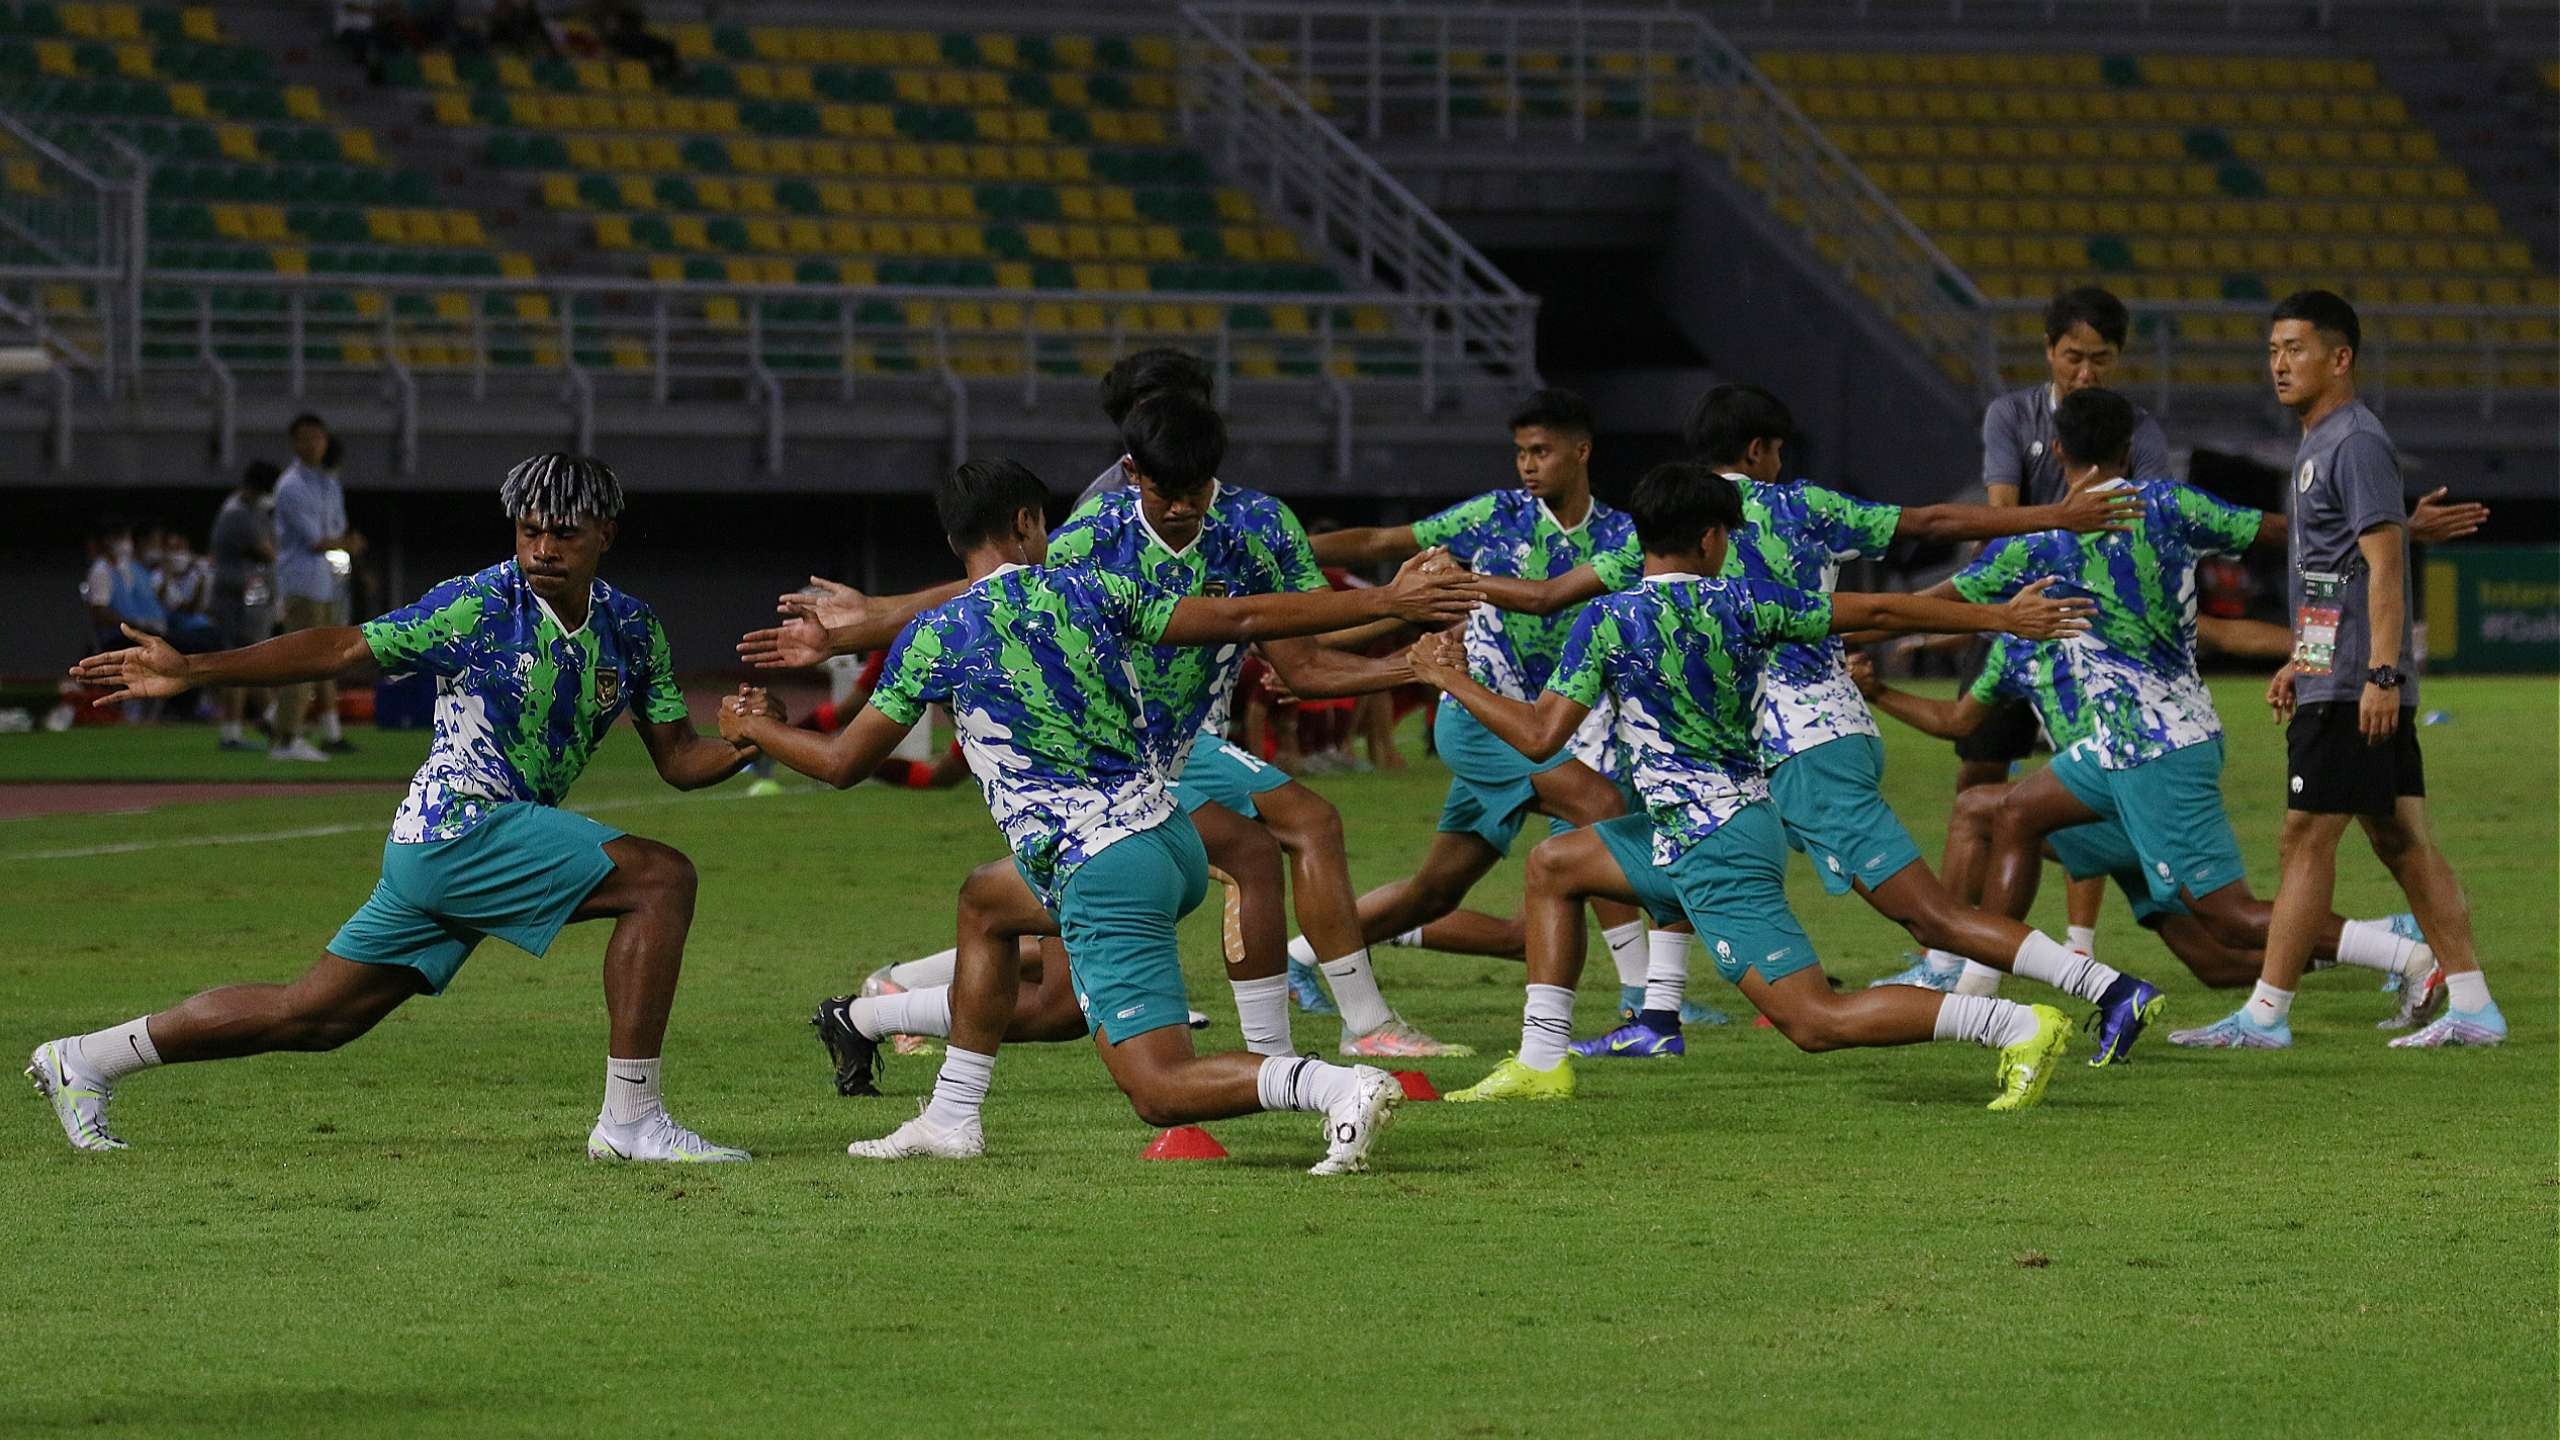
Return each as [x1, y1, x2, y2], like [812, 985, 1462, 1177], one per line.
[1118, 1075, 1185, 1128]
[1769, 1006, 1845, 1053]
[1954, 786, 2003, 827]
[1262, 787, 1341, 852]
[623, 840, 697, 906]
[1522, 835, 1574, 895]
[2362, 817, 2421, 869]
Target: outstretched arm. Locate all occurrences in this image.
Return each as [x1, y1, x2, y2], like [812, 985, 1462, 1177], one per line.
[738, 576, 970, 669]
[1471, 564, 1610, 617]
[1830, 578, 2090, 641]
[2197, 616, 2295, 661]
[71, 623, 375, 705]
[634, 689, 783, 791]
[1155, 550, 1479, 646]
[1404, 629, 1585, 760]
[1846, 652, 1990, 741]
[1309, 523, 1423, 568]
[722, 694, 916, 790]
[1897, 480, 2140, 544]
[1258, 634, 1415, 699]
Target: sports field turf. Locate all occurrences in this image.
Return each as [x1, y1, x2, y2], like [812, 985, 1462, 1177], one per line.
[4, 676, 2551, 1437]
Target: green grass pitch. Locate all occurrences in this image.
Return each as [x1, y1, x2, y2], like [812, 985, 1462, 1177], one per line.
[3, 677, 2551, 1437]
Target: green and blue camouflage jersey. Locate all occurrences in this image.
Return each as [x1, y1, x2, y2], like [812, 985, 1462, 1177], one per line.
[1048, 480, 1325, 749]
[1967, 634, 2096, 751]
[1592, 476, 1901, 767]
[1548, 573, 1833, 862]
[1955, 478, 2263, 769]
[871, 563, 1185, 908]
[361, 561, 689, 844]
[1413, 488, 1636, 701]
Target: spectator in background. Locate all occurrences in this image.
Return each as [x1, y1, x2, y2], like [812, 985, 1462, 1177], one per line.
[487, 0, 560, 57]
[211, 459, 282, 751]
[81, 516, 165, 650]
[271, 413, 365, 762]
[583, 0, 682, 85]
[153, 525, 218, 653]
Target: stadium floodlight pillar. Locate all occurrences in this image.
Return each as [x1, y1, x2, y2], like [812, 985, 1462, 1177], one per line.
[941, 364, 969, 471]
[1326, 373, 1352, 481]
[201, 351, 235, 470]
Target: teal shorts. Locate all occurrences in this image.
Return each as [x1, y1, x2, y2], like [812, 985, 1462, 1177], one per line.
[328, 803, 623, 995]
[1768, 734, 1924, 896]
[1592, 812, 1689, 929]
[1435, 701, 1569, 856]
[1172, 731, 1291, 819]
[2045, 816, 2188, 925]
[2048, 737, 2247, 907]
[1041, 815, 1210, 1045]
[1664, 803, 1821, 987]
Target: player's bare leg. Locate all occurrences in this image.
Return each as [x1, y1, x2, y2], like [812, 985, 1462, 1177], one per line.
[1191, 801, 1297, 1055]
[1254, 780, 1467, 1055]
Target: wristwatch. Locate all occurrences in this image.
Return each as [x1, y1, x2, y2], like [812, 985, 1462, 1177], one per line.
[2366, 665, 2404, 689]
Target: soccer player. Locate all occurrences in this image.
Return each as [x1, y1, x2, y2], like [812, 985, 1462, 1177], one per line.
[1467, 385, 2167, 1060]
[37, 455, 760, 1162]
[1408, 463, 2084, 1110]
[1301, 389, 1670, 1010]
[1963, 287, 2171, 957]
[2173, 290, 2503, 1049]
[1951, 389, 2446, 1036]
[720, 458, 1482, 1169]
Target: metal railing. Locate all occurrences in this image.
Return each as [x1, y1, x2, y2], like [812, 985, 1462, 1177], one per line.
[1176, 4, 1539, 386]
[1984, 298, 2555, 423]
[0, 110, 145, 383]
[0, 269, 1531, 474]
[1693, 0, 2555, 29]
[1193, 3, 1985, 387]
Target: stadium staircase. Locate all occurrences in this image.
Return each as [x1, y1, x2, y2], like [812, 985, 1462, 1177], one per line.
[0, 2, 1535, 497]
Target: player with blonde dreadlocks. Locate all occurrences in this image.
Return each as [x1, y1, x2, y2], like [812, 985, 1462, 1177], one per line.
[38, 454, 772, 1163]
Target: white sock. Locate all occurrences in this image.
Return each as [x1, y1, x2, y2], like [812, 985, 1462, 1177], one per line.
[1254, 1053, 1364, 1113]
[2066, 924, 2098, 957]
[1642, 930, 1689, 1015]
[1384, 926, 1425, 948]
[922, 1046, 994, 1131]
[75, 1017, 161, 1082]
[602, 1056, 663, 1126]
[1954, 960, 2004, 996]
[2333, 919, 2419, 975]
[318, 709, 343, 742]
[852, 985, 952, 1040]
[887, 948, 958, 989]
[219, 720, 242, 743]
[1932, 993, 2040, 1049]
[1603, 920, 1648, 989]
[2245, 981, 2293, 1025]
[2445, 969, 2493, 1012]
[1318, 947, 1394, 1034]
[1519, 983, 1574, 1071]
[1286, 934, 1319, 967]
[1231, 974, 1293, 1057]
[2010, 931, 2122, 1003]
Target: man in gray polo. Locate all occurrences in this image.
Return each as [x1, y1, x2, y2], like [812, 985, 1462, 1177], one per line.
[270, 414, 364, 762]
[2171, 288, 2503, 1050]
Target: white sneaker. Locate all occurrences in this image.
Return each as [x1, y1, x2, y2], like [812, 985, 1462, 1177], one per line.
[847, 1107, 984, 1161]
[1308, 1066, 1399, 1176]
[268, 738, 330, 763]
[1341, 1014, 1474, 1058]
[26, 1040, 126, 1152]
[586, 1109, 749, 1163]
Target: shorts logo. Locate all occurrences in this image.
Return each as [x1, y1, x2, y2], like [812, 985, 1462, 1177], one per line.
[1765, 946, 1792, 965]
[1115, 1003, 1146, 1021]
[2029, 440, 2045, 458]
[1863, 853, 1887, 870]
[594, 667, 620, 709]
[1825, 854, 1842, 873]
[2155, 861, 2172, 879]
[1714, 939, 1734, 962]
[2290, 774, 2304, 794]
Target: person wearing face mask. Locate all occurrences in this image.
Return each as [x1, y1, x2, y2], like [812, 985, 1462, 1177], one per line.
[211, 460, 283, 749]
[155, 527, 219, 654]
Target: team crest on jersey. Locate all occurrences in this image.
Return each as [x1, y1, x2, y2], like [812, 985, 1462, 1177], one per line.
[2298, 460, 2316, 493]
[1201, 580, 1231, 597]
[594, 667, 621, 709]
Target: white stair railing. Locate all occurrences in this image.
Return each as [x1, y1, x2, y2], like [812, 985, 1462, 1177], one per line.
[1176, 4, 1540, 390]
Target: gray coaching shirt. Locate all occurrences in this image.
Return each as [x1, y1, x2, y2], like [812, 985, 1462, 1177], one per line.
[2287, 399, 2414, 708]
[1075, 456, 1128, 509]
[1981, 383, 2172, 507]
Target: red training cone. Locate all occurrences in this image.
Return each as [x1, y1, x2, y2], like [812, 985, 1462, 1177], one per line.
[1753, 1013, 1775, 1029]
[1140, 1125, 1229, 1161]
[1391, 1069, 1441, 1102]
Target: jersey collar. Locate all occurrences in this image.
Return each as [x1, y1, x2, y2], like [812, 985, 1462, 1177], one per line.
[1535, 494, 1593, 535]
[525, 570, 597, 638]
[1136, 479, 1219, 558]
[1639, 570, 1705, 586]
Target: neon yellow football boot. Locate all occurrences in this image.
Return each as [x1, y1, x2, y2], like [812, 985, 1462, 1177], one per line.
[1988, 1005, 2072, 1112]
[1445, 1054, 1575, 1103]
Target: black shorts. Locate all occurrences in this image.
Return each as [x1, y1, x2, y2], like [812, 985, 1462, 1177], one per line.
[2286, 701, 2424, 814]
[1955, 695, 2043, 765]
